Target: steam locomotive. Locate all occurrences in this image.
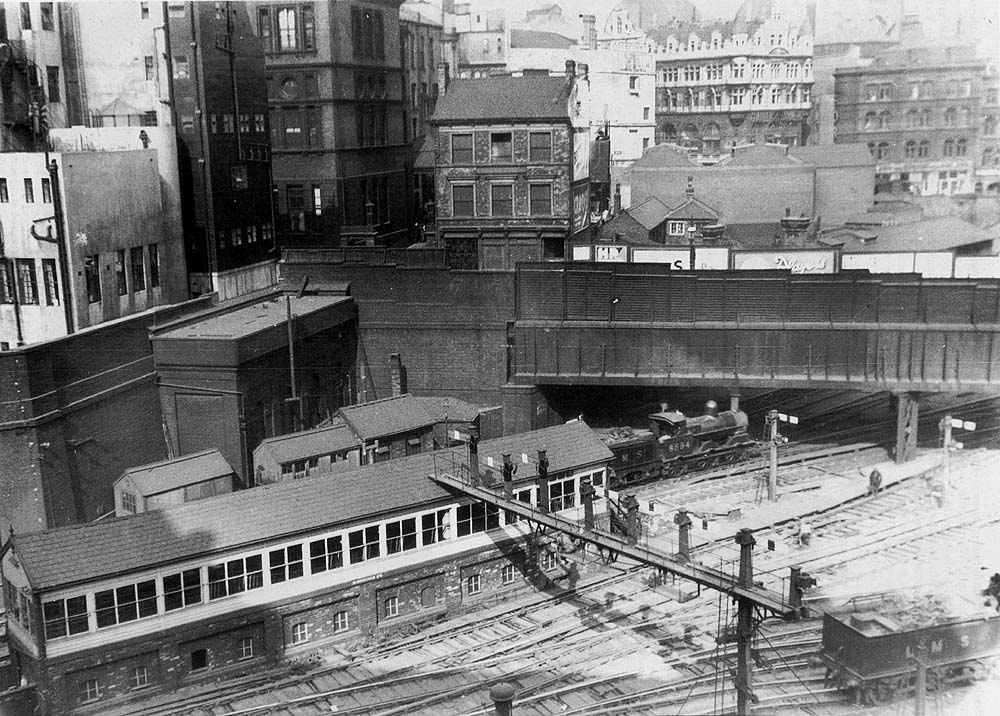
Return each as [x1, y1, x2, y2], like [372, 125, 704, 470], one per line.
[600, 401, 758, 489]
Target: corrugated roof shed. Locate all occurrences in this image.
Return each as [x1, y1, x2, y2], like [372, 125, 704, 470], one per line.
[631, 144, 697, 168]
[828, 216, 998, 253]
[255, 419, 359, 464]
[510, 28, 575, 48]
[12, 421, 611, 590]
[431, 76, 572, 123]
[117, 450, 235, 497]
[339, 394, 435, 440]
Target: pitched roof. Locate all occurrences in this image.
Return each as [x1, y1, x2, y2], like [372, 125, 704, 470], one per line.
[339, 394, 435, 440]
[626, 196, 671, 230]
[510, 28, 575, 48]
[831, 216, 998, 253]
[667, 196, 719, 222]
[414, 396, 482, 423]
[725, 144, 802, 166]
[431, 76, 572, 123]
[631, 144, 697, 168]
[116, 450, 235, 497]
[399, 1, 443, 26]
[254, 419, 359, 464]
[12, 421, 611, 590]
[790, 144, 876, 168]
[413, 134, 435, 170]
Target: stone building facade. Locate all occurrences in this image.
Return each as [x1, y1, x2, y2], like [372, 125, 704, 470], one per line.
[654, 11, 814, 158]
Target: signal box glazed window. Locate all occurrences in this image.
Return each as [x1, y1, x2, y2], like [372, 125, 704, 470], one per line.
[95, 580, 157, 627]
[386, 517, 417, 554]
[269, 544, 305, 583]
[309, 535, 343, 573]
[164, 568, 202, 611]
[349, 525, 380, 563]
[208, 555, 263, 599]
[456, 501, 500, 536]
[43, 596, 88, 639]
[421, 509, 450, 544]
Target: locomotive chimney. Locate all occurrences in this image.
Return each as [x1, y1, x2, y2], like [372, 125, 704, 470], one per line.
[660, 402, 669, 413]
[729, 394, 740, 412]
[704, 400, 718, 417]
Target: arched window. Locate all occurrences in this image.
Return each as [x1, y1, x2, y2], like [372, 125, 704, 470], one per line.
[956, 138, 968, 156]
[864, 111, 877, 129]
[944, 107, 957, 126]
[985, 115, 998, 135]
[904, 140, 917, 158]
[878, 110, 891, 129]
[680, 124, 699, 148]
[867, 142, 876, 157]
[906, 110, 919, 128]
[943, 138, 955, 156]
[920, 109, 932, 127]
[920, 81, 933, 98]
[876, 141, 890, 159]
[918, 139, 929, 157]
[958, 107, 971, 126]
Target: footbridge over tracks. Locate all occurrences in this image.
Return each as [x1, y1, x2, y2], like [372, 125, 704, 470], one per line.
[511, 263, 1000, 393]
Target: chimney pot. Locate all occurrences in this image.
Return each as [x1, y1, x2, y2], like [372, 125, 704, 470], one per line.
[565, 60, 576, 79]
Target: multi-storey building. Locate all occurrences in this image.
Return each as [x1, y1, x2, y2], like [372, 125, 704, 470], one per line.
[58, 1, 276, 299]
[834, 26, 986, 196]
[429, 64, 590, 270]
[255, 0, 410, 247]
[0, 1, 66, 151]
[400, 0, 443, 221]
[975, 65, 999, 195]
[653, 11, 814, 159]
[450, 3, 507, 79]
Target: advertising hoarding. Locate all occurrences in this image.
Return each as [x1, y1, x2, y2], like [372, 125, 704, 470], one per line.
[732, 250, 836, 274]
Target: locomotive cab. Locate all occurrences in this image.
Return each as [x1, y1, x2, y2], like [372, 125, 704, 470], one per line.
[649, 411, 688, 440]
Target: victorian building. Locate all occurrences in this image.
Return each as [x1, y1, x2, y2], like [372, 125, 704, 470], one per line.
[255, 0, 410, 247]
[653, 10, 814, 160]
[834, 18, 988, 196]
[429, 64, 590, 270]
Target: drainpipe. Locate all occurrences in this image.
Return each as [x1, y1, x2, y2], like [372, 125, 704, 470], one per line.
[46, 158, 75, 334]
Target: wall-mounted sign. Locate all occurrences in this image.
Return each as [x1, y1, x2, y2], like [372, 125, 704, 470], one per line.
[572, 128, 590, 182]
[733, 250, 836, 274]
[571, 245, 592, 261]
[595, 245, 627, 262]
[631, 247, 730, 270]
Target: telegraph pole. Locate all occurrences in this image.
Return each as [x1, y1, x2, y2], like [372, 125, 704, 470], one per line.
[767, 410, 778, 501]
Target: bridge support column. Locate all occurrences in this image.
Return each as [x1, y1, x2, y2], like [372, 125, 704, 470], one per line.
[894, 392, 919, 464]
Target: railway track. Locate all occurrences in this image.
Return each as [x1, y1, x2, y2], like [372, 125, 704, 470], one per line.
[105, 446, 998, 716]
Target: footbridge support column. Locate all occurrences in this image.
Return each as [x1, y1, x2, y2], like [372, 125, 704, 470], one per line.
[894, 392, 920, 464]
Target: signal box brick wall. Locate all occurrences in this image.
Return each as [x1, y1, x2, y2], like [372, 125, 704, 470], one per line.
[24, 536, 574, 715]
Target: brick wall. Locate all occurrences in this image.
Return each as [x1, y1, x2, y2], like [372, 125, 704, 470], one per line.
[29, 534, 583, 714]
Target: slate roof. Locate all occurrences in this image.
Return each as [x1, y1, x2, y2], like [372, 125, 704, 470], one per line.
[725, 144, 802, 166]
[430, 76, 572, 123]
[117, 450, 235, 497]
[339, 394, 435, 440]
[510, 28, 575, 48]
[821, 217, 997, 253]
[12, 421, 612, 590]
[631, 144, 697, 168]
[254, 419, 359, 464]
[790, 144, 876, 168]
[627, 196, 671, 230]
[667, 196, 719, 222]
[414, 396, 482, 423]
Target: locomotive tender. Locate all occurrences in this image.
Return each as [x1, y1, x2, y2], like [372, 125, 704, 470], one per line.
[600, 401, 758, 488]
[821, 603, 1000, 705]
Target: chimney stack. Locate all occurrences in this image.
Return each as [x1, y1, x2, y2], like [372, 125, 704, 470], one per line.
[685, 175, 694, 198]
[565, 60, 576, 80]
[613, 183, 622, 214]
[436, 61, 450, 97]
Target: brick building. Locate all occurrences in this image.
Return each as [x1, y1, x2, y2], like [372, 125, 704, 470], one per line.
[151, 291, 358, 482]
[1, 421, 611, 715]
[400, 1, 444, 222]
[60, 1, 277, 299]
[254, 0, 410, 247]
[429, 65, 591, 269]
[653, 9, 814, 158]
[833, 18, 989, 196]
